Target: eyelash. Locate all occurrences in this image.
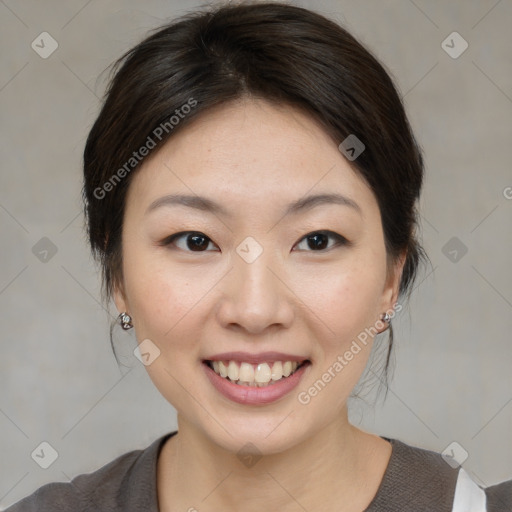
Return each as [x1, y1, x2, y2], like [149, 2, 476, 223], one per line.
[160, 230, 350, 253]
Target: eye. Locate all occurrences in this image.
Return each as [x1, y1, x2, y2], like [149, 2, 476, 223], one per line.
[293, 230, 349, 252]
[160, 229, 349, 253]
[161, 231, 218, 252]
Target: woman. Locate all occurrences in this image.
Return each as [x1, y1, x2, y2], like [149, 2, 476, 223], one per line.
[6, 2, 510, 511]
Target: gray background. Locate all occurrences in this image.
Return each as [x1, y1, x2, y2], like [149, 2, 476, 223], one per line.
[1, 0, 511, 508]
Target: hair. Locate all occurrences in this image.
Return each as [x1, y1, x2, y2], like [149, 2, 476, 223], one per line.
[82, 1, 428, 391]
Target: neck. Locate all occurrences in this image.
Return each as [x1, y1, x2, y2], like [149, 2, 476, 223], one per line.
[157, 408, 391, 512]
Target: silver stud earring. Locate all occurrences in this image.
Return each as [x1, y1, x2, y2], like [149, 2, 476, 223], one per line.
[119, 312, 133, 330]
[380, 312, 391, 332]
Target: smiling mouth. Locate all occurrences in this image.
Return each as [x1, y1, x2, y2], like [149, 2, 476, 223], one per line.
[204, 359, 310, 387]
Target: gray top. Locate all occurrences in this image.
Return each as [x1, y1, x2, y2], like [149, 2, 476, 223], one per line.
[485, 480, 512, 512]
[5, 431, 510, 511]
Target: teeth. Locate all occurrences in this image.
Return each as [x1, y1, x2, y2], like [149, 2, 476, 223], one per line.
[228, 361, 238, 381]
[255, 363, 272, 383]
[271, 361, 283, 380]
[218, 361, 228, 378]
[239, 362, 254, 382]
[209, 359, 304, 386]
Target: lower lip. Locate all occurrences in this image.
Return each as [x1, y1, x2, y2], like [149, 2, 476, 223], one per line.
[202, 361, 310, 405]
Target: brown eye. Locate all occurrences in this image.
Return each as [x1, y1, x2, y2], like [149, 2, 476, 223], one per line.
[162, 231, 218, 252]
[294, 230, 349, 252]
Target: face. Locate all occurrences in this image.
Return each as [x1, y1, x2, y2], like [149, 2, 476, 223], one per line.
[114, 98, 403, 455]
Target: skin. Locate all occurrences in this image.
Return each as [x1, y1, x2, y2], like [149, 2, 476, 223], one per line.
[113, 98, 405, 511]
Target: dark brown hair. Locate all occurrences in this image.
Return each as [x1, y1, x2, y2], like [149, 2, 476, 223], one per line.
[82, 1, 428, 388]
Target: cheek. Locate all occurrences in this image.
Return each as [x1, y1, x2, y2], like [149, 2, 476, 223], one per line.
[124, 261, 206, 404]
[121, 244, 190, 336]
[297, 257, 385, 340]
[128, 272, 198, 340]
[294, 261, 386, 410]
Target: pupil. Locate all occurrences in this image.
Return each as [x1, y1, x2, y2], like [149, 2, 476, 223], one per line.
[188, 234, 208, 251]
[308, 233, 327, 250]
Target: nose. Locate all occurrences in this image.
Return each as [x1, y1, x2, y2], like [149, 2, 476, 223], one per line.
[215, 248, 294, 335]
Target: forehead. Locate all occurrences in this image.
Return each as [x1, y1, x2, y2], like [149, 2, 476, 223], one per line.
[126, 98, 376, 217]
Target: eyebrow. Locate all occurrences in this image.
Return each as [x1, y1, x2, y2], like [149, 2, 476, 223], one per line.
[144, 192, 362, 218]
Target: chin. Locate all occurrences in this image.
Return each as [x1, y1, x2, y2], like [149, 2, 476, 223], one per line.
[197, 415, 314, 458]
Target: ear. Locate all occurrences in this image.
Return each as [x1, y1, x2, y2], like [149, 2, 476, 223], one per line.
[380, 250, 406, 312]
[113, 279, 129, 315]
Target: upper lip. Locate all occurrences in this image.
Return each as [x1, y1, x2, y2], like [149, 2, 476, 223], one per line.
[204, 351, 309, 364]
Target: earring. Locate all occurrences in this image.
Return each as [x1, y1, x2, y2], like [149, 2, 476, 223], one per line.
[380, 312, 391, 332]
[119, 312, 133, 330]
[381, 312, 391, 323]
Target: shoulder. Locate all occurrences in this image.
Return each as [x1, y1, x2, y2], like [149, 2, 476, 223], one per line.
[4, 432, 174, 512]
[4, 450, 144, 512]
[367, 437, 492, 511]
[368, 437, 460, 510]
[485, 478, 512, 512]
